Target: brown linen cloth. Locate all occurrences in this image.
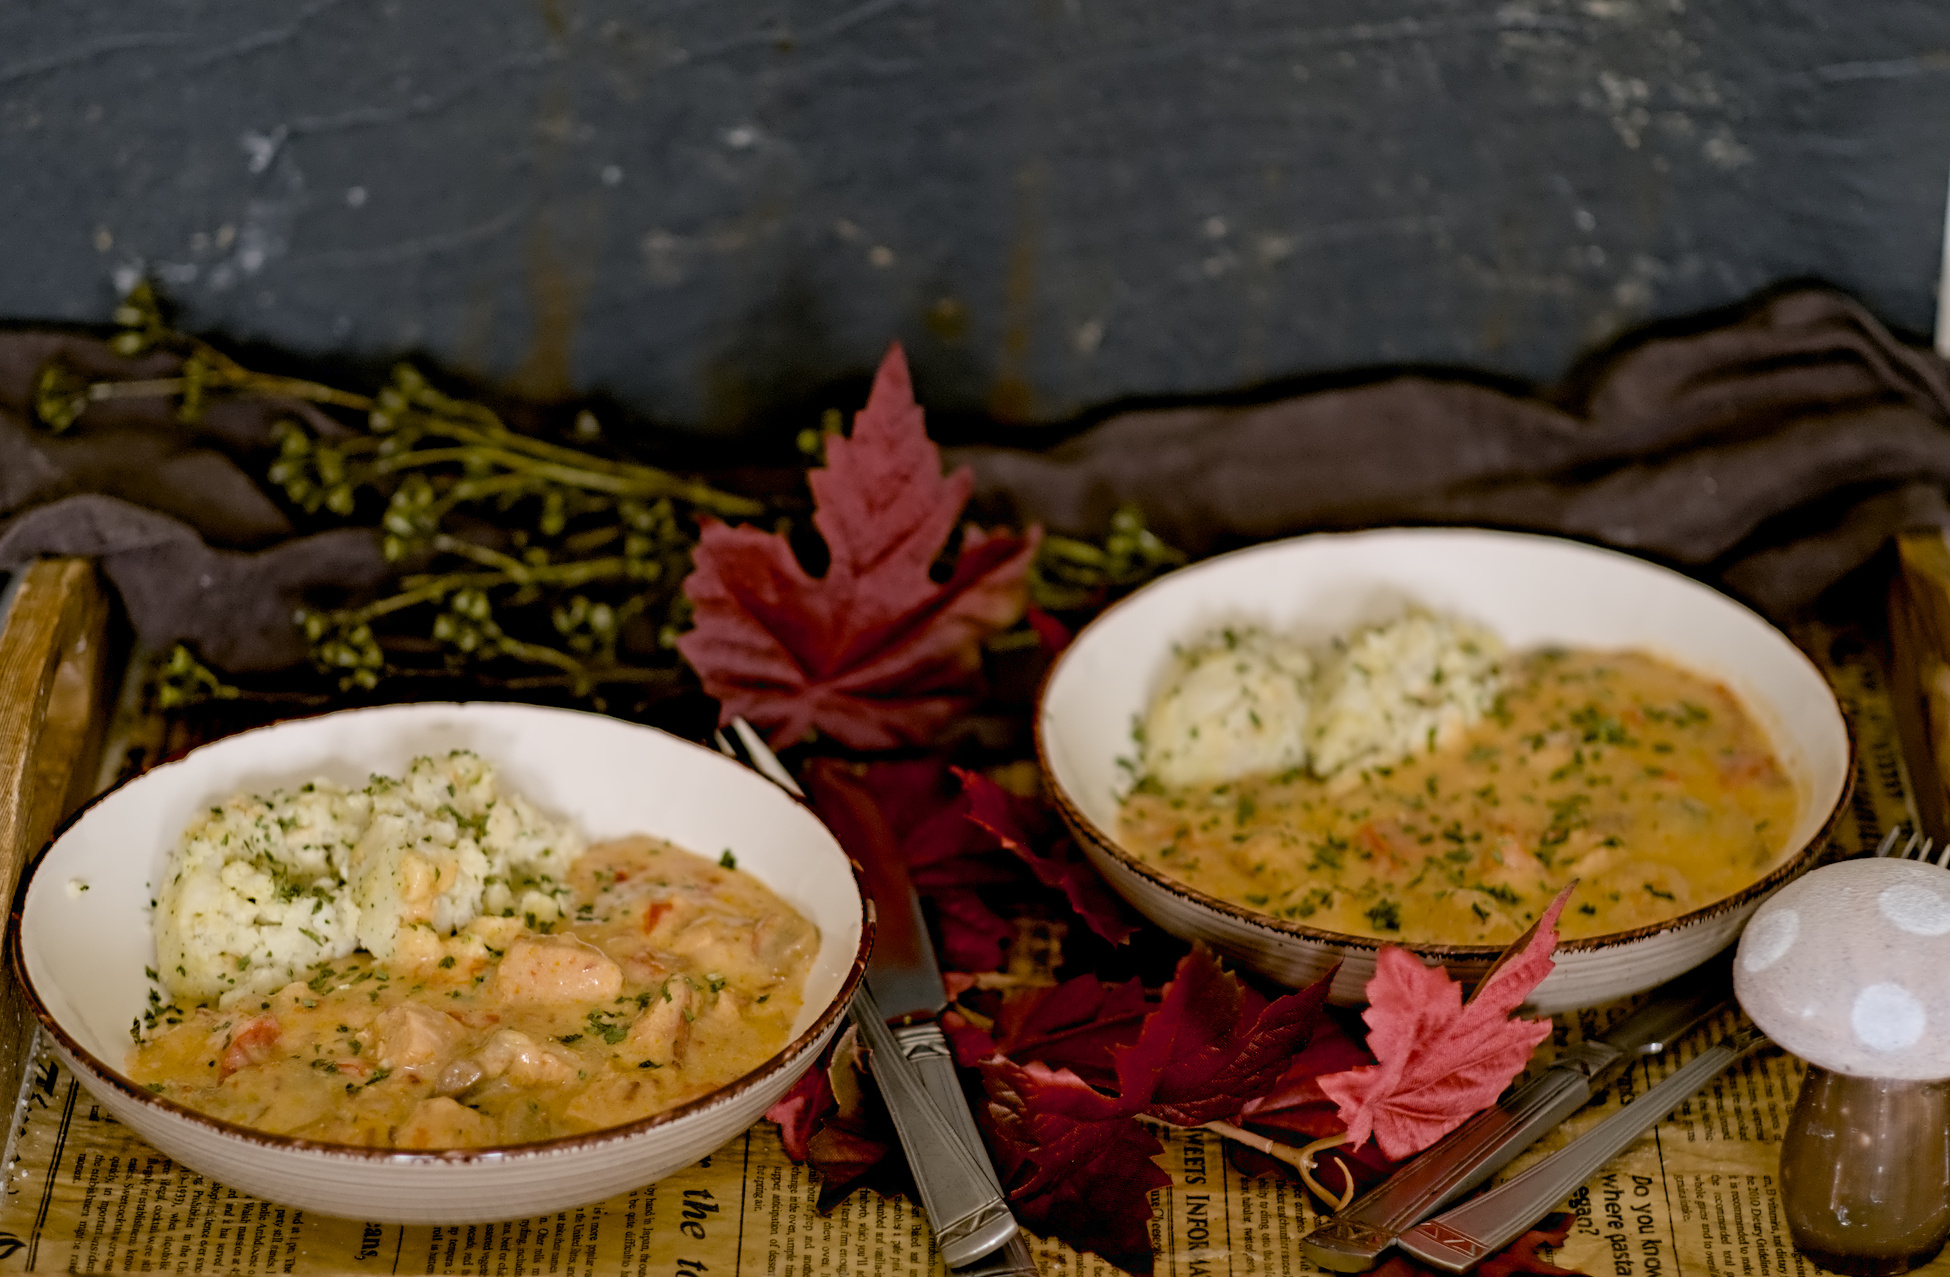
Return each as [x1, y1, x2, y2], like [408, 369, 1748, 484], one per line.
[1, 286, 1945, 673]
[954, 288, 1950, 618]
[0, 332, 388, 671]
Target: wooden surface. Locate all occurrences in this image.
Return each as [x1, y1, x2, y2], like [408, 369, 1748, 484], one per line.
[1887, 528, 1950, 844]
[0, 558, 116, 1116]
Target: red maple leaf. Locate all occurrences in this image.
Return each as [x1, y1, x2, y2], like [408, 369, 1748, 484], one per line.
[1236, 1010, 1377, 1139]
[967, 945, 1335, 1271]
[1318, 886, 1573, 1161]
[945, 973, 1153, 1083]
[765, 1062, 836, 1162]
[803, 757, 1137, 973]
[1116, 945, 1336, 1126]
[959, 769, 1138, 948]
[978, 1058, 1172, 1275]
[798, 1028, 907, 1208]
[802, 756, 1018, 969]
[677, 344, 1040, 749]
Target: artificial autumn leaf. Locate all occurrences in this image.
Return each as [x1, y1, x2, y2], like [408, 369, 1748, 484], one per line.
[677, 344, 1039, 749]
[805, 1027, 905, 1209]
[1319, 886, 1574, 1161]
[765, 1060, 835, 1162]
[1224, 1010, 1399, 1201]
[979, 1057, 1171, 1275]
[968, 945, 1337, 1272]
[1237, 1009, 1376, 1139]
[959, 768, 1138, 948]
[764, 1033, 906, 1206]
[1025, 605, 1073, 654]
[803, 755, 1015, 970]
[945, 973, 1152, 1084]
[1474, 1213, 1583, 1277]
[1116, 944, 1336, 1126]
[804, 756, 1134, 973]
[929, 892, 1019, 972]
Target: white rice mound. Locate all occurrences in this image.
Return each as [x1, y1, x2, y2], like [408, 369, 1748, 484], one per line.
[156, 751, 582, 1006]
[1307, 612, 1504, 781]
[1141, 628, 1315, 788]
[1139, 611, 1503, 789]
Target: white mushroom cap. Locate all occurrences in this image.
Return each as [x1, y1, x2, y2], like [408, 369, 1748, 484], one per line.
[1736, 857, 1950, 1080]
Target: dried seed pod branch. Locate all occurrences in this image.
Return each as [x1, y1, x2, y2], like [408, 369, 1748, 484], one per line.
[35, 283, 757, 705]
[1028, 505, 1185, 612]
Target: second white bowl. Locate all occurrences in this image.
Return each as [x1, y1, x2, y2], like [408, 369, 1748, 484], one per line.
[1037, 528, 1852, 1013]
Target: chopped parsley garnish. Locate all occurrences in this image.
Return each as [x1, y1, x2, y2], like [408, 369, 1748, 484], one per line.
[585, 1011, 630, 1045]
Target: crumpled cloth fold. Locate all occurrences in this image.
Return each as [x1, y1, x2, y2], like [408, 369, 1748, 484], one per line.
[0, 334, 387, 670]
[2, 288, 1944, 672]
[953, 289, 1950, 617]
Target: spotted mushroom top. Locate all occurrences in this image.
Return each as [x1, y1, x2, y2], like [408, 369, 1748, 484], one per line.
[1735, 857, 1950, 1080]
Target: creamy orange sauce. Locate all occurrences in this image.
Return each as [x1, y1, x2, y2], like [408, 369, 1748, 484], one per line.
[1117, 649, 1799, 943]
[128, 836, 817, 1148]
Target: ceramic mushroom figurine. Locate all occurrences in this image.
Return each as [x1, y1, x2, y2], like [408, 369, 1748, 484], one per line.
[1736, 856, 1950, 1276]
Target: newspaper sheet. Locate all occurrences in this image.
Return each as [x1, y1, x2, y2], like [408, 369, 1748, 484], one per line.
[0, 624, 1926, 1276]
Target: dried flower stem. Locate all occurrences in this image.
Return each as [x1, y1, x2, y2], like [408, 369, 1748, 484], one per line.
[1201, 1122, 1356, 1211]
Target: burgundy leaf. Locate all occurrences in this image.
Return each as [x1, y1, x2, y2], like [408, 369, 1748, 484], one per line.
[766, 1062, 835, 1162]
[1319, 887, 1572, 1160]
[678, 344, 1038, 749]
[979, 1057, 1169, 1275]
[959, 768, 1137, 946]
[1113, 944, 1337, 1126]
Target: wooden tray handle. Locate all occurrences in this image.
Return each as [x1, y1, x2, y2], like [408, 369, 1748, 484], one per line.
[1887, 529, 1950, 844]
[0, 558, 115, 1099]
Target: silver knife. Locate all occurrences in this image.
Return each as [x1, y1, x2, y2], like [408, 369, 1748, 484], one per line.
[1399, 1021, 1770, 1271]
[713, 719, 1037, 1276]
[1299, 952, 1735, 1272]
[850, 986, 1024, 1266]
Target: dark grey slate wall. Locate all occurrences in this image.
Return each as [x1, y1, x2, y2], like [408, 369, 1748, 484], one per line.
[2, 0, 1947, 435]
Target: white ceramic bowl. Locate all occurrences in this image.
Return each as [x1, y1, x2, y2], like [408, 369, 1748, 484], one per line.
[1037, 528, 1851, 1013]
[13, 702, 870, 1223]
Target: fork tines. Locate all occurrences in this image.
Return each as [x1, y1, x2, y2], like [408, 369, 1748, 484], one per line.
[1875, 826, 1948, 866]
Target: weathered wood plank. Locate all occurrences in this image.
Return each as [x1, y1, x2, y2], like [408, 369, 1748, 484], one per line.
[1886, 530, 1950, 845]
[0, 559, 116, 1115]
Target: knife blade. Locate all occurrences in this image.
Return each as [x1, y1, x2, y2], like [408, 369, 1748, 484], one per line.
[713, 720, 1038, 1276]
[1298, 951, 1735, 1272]
[1398, 1021, 1769, 1271]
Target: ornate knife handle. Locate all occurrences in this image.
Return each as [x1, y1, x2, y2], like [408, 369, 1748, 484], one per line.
[1300, 1056, 1604, 1271]
[894, 1023, 1042, 1277]
[852, 988, 1022, 1268]
[1399, 1025, 1769, 1272]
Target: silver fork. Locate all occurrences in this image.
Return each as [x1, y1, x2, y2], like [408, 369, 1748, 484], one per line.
[1875, 826, 1947, 865]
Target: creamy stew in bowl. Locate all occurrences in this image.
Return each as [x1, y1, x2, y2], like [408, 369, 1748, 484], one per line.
[1117, 648, 1798, 944]
[129, 836, 817, 1148]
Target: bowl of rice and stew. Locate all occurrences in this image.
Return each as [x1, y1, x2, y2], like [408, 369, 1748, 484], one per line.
[1036, 527, 1852, 1013]
[13, 703, 870, 1223]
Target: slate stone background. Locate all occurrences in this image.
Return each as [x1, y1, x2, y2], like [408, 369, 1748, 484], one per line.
[2, 0, 1948, 440]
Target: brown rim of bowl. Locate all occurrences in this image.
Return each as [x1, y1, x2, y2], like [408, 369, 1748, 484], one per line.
[9, 703, 877, 1165]
[1032, 532, 1858, 966]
